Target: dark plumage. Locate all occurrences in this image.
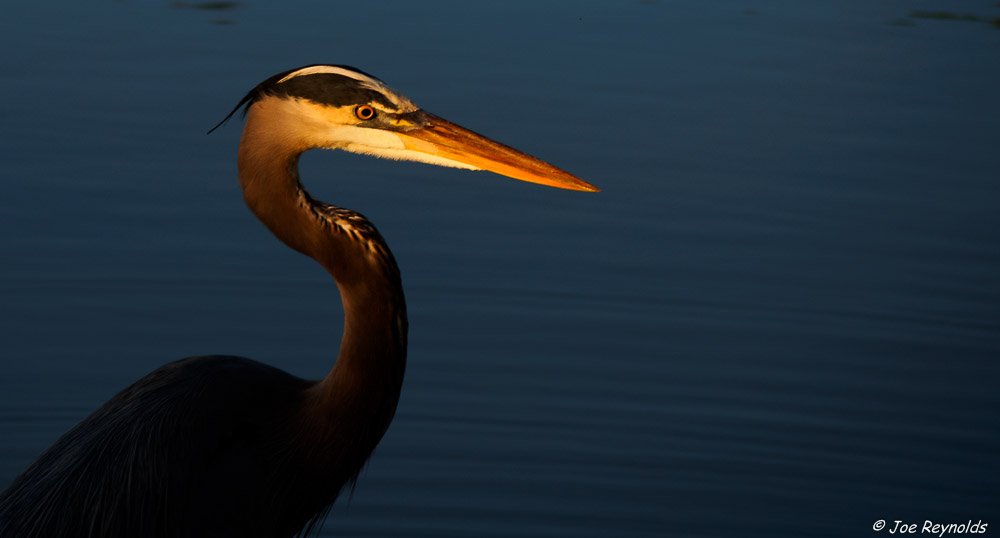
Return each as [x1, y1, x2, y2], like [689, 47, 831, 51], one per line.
[1, 357, 324, 537]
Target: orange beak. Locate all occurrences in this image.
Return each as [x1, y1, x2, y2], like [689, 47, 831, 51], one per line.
[394, 113, 599, 192]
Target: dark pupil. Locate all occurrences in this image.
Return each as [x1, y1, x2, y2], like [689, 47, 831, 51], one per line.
[359, 106, 373, 119]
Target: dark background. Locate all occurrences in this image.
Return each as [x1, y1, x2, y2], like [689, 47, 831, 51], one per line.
[2, 1, 998, 536]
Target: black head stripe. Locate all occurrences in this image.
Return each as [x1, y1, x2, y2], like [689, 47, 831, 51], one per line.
[273, 74, 398, 110]
[208, 65, 394, 134]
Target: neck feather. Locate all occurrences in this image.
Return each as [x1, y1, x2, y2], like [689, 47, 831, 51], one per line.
[237, 102, 408, 432]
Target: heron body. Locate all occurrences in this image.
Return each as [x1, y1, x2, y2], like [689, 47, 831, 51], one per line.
[0, 65, 596, 537]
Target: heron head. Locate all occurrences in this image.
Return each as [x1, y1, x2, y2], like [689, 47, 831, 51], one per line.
[214, 64, 598, 192]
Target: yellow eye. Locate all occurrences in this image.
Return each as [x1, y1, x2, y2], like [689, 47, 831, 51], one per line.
[355, 105, 376, 120]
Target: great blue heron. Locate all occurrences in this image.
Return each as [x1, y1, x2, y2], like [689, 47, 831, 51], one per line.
[0, 65, 597, 537]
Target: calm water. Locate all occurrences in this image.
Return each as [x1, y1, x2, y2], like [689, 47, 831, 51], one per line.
[2, 1, 999, 536]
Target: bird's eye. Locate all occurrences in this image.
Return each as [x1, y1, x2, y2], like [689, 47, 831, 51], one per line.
[355, 105, 376, 120]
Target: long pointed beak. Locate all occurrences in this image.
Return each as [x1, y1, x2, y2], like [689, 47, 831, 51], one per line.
[394, 112, 599, 192]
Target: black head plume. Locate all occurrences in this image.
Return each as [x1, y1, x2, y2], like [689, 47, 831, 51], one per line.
[207, 64, 386, 135]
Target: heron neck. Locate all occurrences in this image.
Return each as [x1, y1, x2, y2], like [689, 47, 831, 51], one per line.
[236, 120, 407, 432]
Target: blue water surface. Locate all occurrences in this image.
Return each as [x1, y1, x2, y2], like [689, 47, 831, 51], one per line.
[2, 1, 998, 536]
